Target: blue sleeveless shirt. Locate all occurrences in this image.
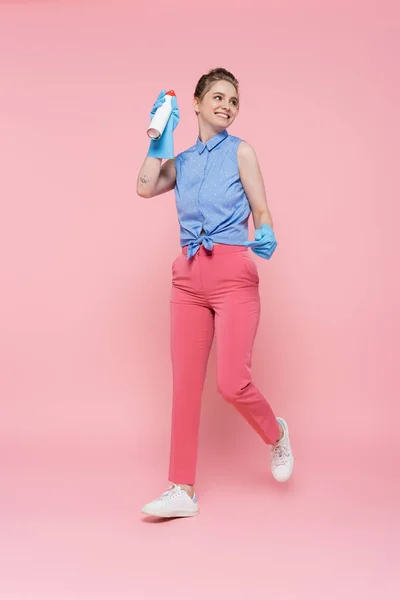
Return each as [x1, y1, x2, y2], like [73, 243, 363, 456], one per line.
[174, 129, 251, 259]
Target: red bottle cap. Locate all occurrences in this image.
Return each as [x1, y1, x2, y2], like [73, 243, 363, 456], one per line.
[166, 90, 176, 96]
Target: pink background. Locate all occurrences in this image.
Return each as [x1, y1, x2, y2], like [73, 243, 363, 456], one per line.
[0, 1, 399, 598]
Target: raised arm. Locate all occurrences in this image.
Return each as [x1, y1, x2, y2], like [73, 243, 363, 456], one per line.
[136, 89, 179, 198]
[136, 156, 176, 198]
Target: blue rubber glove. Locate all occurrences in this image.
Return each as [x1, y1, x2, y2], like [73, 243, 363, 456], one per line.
[244, 223, 278, 259]
[147, 90, 180, 160]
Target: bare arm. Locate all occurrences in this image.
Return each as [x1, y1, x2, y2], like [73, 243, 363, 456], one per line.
[237, 141, 274, 230]
[136, 156, 176, 198]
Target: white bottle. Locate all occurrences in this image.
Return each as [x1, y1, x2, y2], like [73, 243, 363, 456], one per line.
[147, 90, 175, 140]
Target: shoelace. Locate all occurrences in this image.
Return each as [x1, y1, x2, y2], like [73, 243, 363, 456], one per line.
[271, 443, 290, 466]
[159, 484, 182, 502]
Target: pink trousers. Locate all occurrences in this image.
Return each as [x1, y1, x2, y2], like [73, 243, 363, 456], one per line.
[169, 244, 280, 484]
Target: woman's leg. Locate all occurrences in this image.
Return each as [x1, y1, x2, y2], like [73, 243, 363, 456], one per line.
[212, 254, 280, 445]
[169, 282, 214, 486]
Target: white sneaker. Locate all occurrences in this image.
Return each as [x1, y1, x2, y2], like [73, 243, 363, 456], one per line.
[141, 484, 199, 518]
[270, 417, 294, 482]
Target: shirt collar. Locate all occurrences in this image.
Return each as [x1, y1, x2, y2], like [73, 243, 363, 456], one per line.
[196, 129, 228, 154]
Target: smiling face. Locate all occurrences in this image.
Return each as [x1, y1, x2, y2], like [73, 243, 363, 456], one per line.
[193, 80, 239, 133]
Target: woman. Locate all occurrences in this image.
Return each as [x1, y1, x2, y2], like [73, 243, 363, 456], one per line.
[137, 68, 294, 518]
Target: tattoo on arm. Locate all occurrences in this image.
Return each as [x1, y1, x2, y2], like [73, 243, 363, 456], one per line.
[140, 175, 150, 185]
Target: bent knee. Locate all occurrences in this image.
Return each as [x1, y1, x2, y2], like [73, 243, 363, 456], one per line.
[217, 381, 251, 404]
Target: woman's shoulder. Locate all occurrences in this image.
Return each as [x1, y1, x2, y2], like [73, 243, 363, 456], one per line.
[225, 134, 258, 166]
[174, 142, 197, 165]
[236, 139, 255, 154]
[236, 139, 261, 177]
[227, 134, 255, 154]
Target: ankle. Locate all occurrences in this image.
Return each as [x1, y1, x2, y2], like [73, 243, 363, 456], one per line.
[174, 483, 194, 498]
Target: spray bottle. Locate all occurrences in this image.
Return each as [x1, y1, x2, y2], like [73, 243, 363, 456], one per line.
[147, 90, 175, 140]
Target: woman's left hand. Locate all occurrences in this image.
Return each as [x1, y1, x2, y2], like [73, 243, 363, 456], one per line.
[244, 224, 277, 259]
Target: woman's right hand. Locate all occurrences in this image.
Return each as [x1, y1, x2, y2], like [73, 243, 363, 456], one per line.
[147, 90, 180, 159]
[150, 90, 180, 130]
